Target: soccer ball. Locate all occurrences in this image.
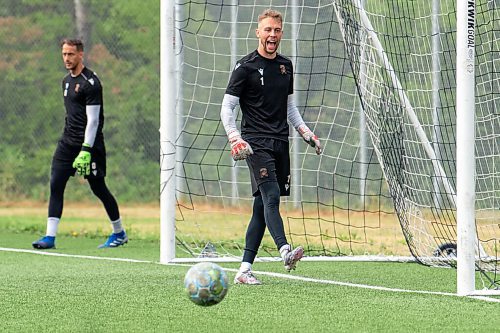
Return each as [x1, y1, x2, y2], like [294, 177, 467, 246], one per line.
[184, 262, 229, 306]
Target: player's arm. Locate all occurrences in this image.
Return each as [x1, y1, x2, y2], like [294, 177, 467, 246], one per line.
[287, 95, 322, 155]
[73, 104, 100, 176]
[84, 104, 100, 147]
[220, 93, 253, 161]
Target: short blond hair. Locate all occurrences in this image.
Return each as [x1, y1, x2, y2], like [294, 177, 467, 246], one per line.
[258, 9, 283, 24]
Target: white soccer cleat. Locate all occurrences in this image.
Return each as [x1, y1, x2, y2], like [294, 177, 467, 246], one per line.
[234, 270, 262, 285]
[283, 246, 304, 272]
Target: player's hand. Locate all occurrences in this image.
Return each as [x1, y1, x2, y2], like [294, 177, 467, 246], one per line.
[298, 124, 322, 155]
[72, 144, 91, 176]
[228, 132, 253, 161]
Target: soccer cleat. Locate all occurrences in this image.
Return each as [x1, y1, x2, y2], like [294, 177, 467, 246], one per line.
[32, 236, 56, 249]
[98, 230, 128, 248]
[284, 246, 304, 272]
[234, 270, 262, 285]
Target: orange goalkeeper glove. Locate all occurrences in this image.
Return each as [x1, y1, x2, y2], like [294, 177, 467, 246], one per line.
[228, 132, 253, 161]
[298, 124, 322, 155]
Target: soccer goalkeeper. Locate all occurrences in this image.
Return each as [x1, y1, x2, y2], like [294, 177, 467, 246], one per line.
[32, 39, 127, 250]
[220, 9, 322, 285]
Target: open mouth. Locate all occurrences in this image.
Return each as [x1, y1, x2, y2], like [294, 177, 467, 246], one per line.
[266, 40, 277, 51]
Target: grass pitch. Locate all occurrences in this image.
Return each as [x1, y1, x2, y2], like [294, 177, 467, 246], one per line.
[0, 205, 499, 332]
[1, 233, 500, 332]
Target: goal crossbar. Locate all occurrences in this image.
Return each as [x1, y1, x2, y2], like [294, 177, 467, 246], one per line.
[160, 0, 500, 296]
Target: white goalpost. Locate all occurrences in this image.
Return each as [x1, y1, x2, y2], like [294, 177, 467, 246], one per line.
[455, 0, 477, 296]
[455, 0, 500, 297]
[332, 0, 499, 295]
[345, 0, 498, 296]
[160, 0, 500, 295]
[159, 0, 176, 263]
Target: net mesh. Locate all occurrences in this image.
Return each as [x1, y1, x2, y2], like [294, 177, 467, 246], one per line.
[333, 0, 499, 288]
[170, 1, 499, 289]
[173, 0, 401, 260]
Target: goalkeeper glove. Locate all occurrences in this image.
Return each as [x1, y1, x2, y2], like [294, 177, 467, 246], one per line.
[228, 131, 253, 161]
[298, 124, 322, 155]
[72, 143, 91, 176]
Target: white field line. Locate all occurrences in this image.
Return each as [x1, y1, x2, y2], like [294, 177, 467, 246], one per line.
[1, 247, 499, 303]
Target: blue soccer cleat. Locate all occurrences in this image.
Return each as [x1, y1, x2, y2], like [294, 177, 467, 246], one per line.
[98, 230, 128, 248]
[32, 236, 56, 249]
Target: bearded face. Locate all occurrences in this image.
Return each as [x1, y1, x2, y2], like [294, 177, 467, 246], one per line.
[256, 17, 283, 58]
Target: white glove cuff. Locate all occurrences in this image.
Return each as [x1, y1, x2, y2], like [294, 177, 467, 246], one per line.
[298, 124, 313, 138]
[228, 130, 241, 142]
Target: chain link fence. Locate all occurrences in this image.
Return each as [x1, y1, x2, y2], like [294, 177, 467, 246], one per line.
[0, 0, 160, 203]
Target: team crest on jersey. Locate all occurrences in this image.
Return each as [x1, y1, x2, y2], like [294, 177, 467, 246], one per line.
[88, 78, 95, 86]
[280, 65, 287, 75]
[75, 84, 80, 93]
[259, 168, 268, 178]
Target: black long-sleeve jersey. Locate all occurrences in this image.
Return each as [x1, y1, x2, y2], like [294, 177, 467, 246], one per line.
[61, 67, 104, 146]
[225, 50, 293, 141]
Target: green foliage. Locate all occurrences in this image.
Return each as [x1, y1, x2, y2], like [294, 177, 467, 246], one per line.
[0, 146, 26, 200]
[0, 0, 160, 203]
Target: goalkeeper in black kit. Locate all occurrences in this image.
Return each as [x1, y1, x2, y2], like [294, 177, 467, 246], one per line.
[221, 9, 322, 285]
[32, 39, 127, 249]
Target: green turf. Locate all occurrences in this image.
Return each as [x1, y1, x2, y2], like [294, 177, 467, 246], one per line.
[1, 231, 499, 332]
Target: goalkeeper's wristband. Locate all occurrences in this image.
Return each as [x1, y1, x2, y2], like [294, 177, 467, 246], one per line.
[81, 143, 92, 152]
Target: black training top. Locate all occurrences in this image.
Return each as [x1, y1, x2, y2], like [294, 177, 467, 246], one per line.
[61, 67, 104, 146]
[225, 50, 293, 141]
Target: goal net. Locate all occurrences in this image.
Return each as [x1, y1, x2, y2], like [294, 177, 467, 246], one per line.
[163, 0, 499, 289]
[332, 0, 499, 290]
[167, 0, 400, 261]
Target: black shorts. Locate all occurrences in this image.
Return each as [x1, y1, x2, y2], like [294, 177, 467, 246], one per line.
[51, 139, 107, 178]
[245, 137, 290, 197]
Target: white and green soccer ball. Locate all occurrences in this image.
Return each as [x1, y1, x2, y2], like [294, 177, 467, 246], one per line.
[184, 262, 229, 306]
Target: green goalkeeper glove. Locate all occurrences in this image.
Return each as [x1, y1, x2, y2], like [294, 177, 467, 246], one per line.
[72, 143, 92, 176]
